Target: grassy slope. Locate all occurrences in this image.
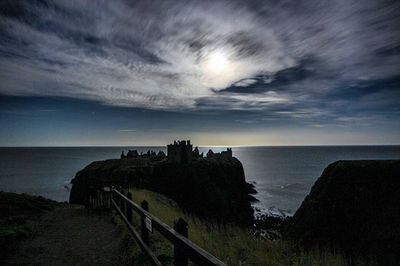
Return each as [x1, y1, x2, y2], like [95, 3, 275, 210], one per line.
[0, 191, 61, 239]
[125, 188, 362, 266]
[0, 191, 63, 262]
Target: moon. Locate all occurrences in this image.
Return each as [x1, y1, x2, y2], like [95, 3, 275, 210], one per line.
[201, 50, 238, 88]
[206, 50, 230, 75]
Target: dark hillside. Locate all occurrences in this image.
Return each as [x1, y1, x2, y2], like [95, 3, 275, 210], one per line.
[286, 160, 400, 264]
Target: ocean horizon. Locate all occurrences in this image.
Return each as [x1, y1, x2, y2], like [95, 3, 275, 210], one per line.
[1, 145, 399, 216]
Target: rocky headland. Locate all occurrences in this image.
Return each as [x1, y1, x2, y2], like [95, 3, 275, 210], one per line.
[286, 160, 400, 264]
[70, 141, 257, 226]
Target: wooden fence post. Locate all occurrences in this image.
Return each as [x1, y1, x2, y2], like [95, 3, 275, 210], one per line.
[124, 190, 128, 216]
[110, 186, 114, 209]
[126, 192, 133, 224]
[94, 189, 97, 208]
[85, 186, 90, 209]
[102, 190, 104, 207]
[92, 188, 95, 208]
[101, 190, 104, 208]
[116, 186, 120, 207]
[106, 190, 108, 208]
[99, 190, 102, 207]
[118, 186, 123, 208]
[99, 189, 102, 207]
[174, 218, 189, 266]
[141, 200, 149, 244]
[88, 187, 92, 208]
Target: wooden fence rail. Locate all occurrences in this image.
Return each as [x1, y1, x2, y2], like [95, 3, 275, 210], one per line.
[89, 186, 226, 266]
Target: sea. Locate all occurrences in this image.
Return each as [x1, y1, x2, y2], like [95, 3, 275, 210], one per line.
[1, 146, 399, 216]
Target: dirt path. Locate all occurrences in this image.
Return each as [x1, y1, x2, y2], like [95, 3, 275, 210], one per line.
[7, 205, 130, 266]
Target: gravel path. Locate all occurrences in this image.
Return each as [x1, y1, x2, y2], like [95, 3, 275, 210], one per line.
[7, 205, 130, 266]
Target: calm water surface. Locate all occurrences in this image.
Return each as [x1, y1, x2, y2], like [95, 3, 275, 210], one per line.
[1, 146, 399, 215]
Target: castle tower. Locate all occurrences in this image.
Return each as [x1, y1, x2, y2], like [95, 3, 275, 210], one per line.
[167, 140, 193, 164]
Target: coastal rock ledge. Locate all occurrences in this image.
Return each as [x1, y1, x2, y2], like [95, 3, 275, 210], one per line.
[70, 141, 256, 226]
[286, 160, 400, 263]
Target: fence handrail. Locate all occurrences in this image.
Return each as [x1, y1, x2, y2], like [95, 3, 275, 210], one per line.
[112, 198, 162, 265]
[112, 188, 226, 266]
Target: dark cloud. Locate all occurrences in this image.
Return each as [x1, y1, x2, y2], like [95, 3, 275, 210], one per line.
[223, 58, 318, 94]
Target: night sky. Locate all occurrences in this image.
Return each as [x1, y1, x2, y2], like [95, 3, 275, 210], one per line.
[0, 0, 399, 146]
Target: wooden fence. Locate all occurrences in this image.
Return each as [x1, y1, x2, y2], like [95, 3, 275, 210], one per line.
[88, 186, 226, 266]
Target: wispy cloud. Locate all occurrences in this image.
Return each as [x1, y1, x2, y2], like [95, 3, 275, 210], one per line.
[118, 129, 137, 132]
[0, 0, 399, 122]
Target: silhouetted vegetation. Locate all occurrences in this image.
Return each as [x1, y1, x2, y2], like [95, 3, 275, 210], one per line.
[0, 192, 61, 262]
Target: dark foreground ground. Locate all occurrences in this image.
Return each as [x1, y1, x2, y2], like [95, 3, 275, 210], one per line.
[1, 192, 131, 266]
[9, 207, 128, 265]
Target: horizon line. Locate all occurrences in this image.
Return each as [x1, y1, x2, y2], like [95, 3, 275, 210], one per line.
[1, 144, 399, 148]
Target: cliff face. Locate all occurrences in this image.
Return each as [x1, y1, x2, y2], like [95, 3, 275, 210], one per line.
[70, 156, 255, 226]
[286, 160, 400, 263]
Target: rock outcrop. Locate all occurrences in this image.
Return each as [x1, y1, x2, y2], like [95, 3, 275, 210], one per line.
[70, 155, 256, 226]
[286, 160, 400, 263]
